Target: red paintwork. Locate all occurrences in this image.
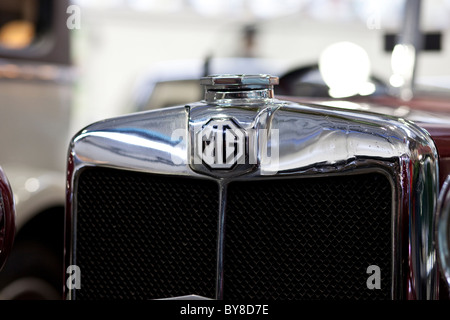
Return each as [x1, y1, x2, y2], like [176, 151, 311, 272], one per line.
[362, 95, 450, 114]
[0, 166, 15, 271]
[416, 123, 450, 186]
[359, 95, 450, 185]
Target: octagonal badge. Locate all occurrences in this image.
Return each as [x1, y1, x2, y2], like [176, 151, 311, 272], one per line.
[194, 119, 246, 170]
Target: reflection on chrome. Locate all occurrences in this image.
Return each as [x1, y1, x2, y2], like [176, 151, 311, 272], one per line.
[67, 74, 439, 300]
[436, 175, 450, 293]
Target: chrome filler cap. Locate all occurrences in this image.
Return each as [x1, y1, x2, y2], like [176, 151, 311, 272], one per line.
[200, 74, 279, 103]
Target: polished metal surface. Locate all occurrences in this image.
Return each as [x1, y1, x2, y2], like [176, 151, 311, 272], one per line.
[0, 168, 15, 272]
[158, 295, 212, 300]
[200, 74, 279, 87]
[66, 74, 440, 300]
[436, 175, 450, 292]
[202, 74, 277, 103]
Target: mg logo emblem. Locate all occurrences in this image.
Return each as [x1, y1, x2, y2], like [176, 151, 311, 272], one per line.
[195, 119, 246, 169]
[187, 117, 280, 176]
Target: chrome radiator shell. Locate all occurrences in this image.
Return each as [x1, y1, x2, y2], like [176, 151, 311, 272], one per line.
[65, 75, 439, 300]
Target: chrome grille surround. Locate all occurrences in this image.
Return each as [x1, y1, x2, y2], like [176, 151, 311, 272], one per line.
[436, 175, 450, 292]
[65, 78, 439, 300]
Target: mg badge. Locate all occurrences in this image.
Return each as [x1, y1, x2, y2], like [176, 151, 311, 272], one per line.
[194, 119, 246, 170]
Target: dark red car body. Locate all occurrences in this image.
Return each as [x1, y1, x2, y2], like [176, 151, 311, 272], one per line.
[0, 167, 15, 271]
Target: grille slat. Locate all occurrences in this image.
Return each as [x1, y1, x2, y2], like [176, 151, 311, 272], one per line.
[75, 168, 219, 300]
[224, 173, 392, 300]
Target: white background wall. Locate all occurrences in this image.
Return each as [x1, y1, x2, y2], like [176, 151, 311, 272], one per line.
[69, 2, 450, 132]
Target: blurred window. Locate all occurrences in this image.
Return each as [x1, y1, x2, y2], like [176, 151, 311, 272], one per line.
[0, 0, 38, 49]
[145, 80, 202, 110]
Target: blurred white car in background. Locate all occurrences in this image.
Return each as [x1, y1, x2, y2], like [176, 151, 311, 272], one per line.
[0, 0, 70, 299]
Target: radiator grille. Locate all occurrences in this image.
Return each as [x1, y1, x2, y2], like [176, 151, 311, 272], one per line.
[224, 173, 392, 300]
[74, 169, 392, 300]
[75, 167, 219, 300]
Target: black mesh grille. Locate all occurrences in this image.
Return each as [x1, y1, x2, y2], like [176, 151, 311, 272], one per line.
[224, 173, 392, 300]
[74, 168, 392, 300]
[75, 167, 219, 300]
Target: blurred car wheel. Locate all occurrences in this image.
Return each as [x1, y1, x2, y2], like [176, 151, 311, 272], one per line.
[0, 241, 62, 300]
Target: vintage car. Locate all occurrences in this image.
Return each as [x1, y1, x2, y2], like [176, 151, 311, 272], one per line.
[62, 1, 450, 299]
[64, 72, 450, 300]
[0, 0, 442, 301]
[0, 166, 16, 273]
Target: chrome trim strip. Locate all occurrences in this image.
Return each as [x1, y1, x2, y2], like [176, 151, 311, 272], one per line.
[216, 181, 227, 300]
[65, 97, 439, 300]
[204, 89, 274, 103]
[157, 295, 212, 300]
[436, 175, 450, 291]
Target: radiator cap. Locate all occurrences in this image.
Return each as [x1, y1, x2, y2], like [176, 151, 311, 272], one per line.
[200, 74, 278, 87]
[200, 74, 279, 102]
